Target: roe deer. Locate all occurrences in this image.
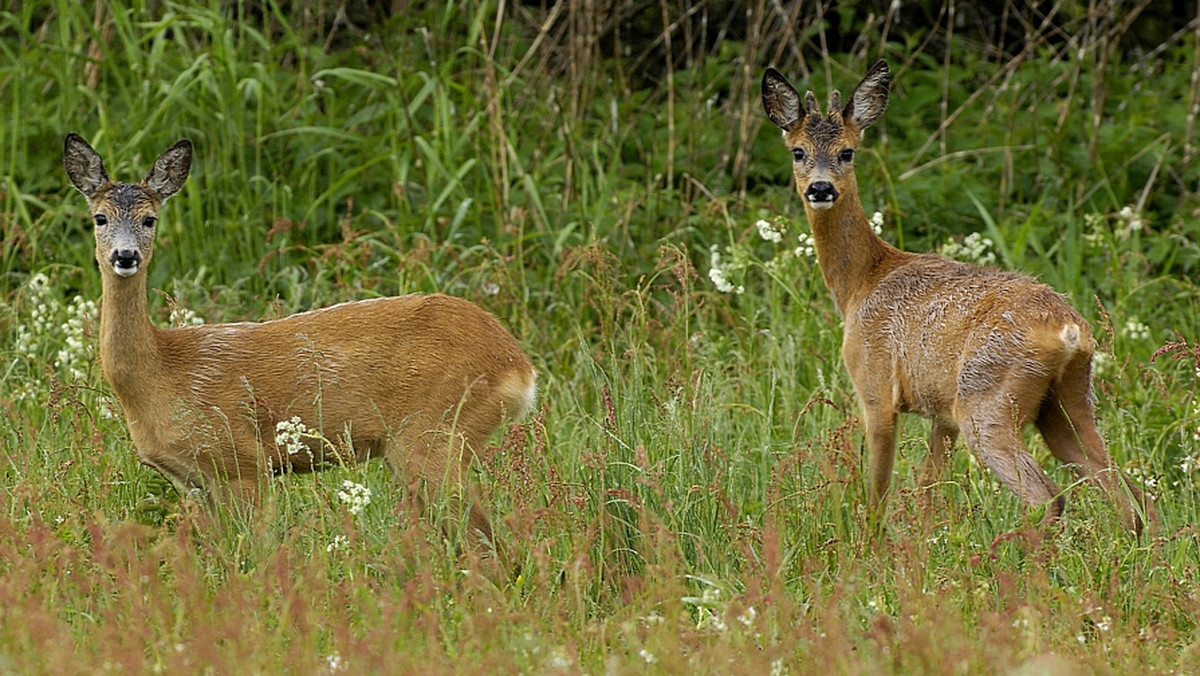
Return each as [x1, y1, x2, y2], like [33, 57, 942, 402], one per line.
[63, 132, 537, 547]
[761, 61, 1153, 535]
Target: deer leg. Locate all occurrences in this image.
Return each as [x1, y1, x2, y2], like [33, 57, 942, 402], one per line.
[961, 411, 1065, 527]
[917, 420, 958, 511]
[863, 407, 898, 513]
[388, 423, 500, 558]
[921, 420, 958, 490]
[1036, 381, 1152, 535]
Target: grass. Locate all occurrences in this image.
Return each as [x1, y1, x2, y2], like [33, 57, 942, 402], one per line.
[2, 0, 1199, 673]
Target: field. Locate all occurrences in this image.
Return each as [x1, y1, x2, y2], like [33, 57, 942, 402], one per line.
[2, 1, 1199, 673]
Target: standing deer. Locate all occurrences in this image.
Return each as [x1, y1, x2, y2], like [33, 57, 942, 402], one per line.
[64, 132, 537, 548]
[761, 61, 1152, 535]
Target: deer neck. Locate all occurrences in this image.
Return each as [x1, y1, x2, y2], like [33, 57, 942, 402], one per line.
[804, 193, 895, 315]
[98, 271, 164, 397]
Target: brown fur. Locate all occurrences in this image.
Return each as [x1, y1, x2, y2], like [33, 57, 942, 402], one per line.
[64, 133, 537, 547]
[761, 62, 1153, 534]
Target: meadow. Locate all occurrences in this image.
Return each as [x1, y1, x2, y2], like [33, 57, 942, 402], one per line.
[1, 1, 1199, 673]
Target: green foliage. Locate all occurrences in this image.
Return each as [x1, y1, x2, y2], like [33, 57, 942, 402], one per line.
[1, 1, 1198, 672]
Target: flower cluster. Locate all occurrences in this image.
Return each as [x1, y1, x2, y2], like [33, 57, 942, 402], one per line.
[755, 218, 784, 243]
[169, 306, 205, 327]
[707, 213, 833, 295]
[939, 231, 997, 266]
[336, 480, 372, 515]
[55, 295, 98, 381]
[274, 416, 310, 456]
[869, 210, 885, 235]
[708, 245, 745, 295]
[1121, 318, 1151, 342]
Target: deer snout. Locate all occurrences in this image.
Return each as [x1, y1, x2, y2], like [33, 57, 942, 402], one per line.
[110, 249, 142, 277]
[805, 181, 839, 208]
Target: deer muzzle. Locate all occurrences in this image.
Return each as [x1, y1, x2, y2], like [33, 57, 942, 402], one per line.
[110, 249, 142, 277]
[804, 181, 839, 208]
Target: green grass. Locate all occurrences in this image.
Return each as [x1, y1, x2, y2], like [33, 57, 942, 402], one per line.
[2, 1, 1199, 673]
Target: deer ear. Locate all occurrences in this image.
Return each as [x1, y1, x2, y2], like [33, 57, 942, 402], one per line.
[842, 60, 891, 132]
[63, 132, 111, 199]
[762, 68, 804, 132]
[144, 139, 193, 200]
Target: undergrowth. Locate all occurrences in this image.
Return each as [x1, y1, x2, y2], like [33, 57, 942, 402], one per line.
[1, 0, 1198, 673]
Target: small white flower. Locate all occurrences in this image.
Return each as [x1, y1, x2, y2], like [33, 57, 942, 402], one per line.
[939, 231, 996, 266]
[639, 649, 656, 664]
[708, 245, 744, 294]
[1118, 205, 1144, 233]
[169, 306, 205, 327]
[337, 480, 372, 515]
[326, 535, 349, 552]
[1095, 616, 1113, 633]
[795, 232, 816, 259]
[756, 218, 784, 243]
[274, 416, 309, 456]
[1121, 318, 1151, 342]
[870, 210, 885, 235]
[738, 605, 758, 628]
[483, 282, 500, 296]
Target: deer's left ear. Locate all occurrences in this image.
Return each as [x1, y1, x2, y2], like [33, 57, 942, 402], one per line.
[842, 60, 891, 132]
[143, 139, 193, 201]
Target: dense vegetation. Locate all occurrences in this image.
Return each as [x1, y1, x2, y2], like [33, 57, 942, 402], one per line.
[2, 1, 1198, 672]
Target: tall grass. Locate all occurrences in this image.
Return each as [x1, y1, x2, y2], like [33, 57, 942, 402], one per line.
[1, 0, 1198, 672]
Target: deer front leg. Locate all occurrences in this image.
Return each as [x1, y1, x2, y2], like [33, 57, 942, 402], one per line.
[863, 406, 898, 513]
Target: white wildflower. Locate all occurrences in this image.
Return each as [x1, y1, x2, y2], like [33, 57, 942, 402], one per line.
[870, 210, 885, 235]
[939, 231, 996, 266]
[326, 535, 349, 552]
[337, 480, 372, 515]
[1095, 616, 1113, 633]
[274, 416, 309, 456]
[53, 295, 98, 381]
[1121, 318, 1151, 342]
[169, 306, 205, 327]
[708, 245, 744, 294]
[738, 605, 758, 629]
[1118, 205, 1143, 234]
[756, 218, 784, 243]
[795, 232, 816, 259]
[771, 658, 787, 676]
[639, 649, 656, 664]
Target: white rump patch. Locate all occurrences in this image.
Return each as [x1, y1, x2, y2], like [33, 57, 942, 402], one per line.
[1059, 323, 1081, 357]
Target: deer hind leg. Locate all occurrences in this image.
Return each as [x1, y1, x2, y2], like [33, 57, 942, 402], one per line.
[387, 416, 499, 554]
[1035, 360, 1153, 535]
[960, 402, 1065, 527]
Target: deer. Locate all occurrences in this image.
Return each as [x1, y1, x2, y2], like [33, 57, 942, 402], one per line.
[63, 132, 537, 551]
[761, 61, 1154, 536]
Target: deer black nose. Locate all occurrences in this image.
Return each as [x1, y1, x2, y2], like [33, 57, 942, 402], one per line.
[805, 181, 839, 204]
[111, 249, 141, 270]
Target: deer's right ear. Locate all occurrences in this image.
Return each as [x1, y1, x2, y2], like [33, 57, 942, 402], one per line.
[144, 139, 193, 201]
[63, 132, 110, 199]
[762, 68, 804, 132]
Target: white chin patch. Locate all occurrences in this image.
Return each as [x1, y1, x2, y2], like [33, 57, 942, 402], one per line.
[806, 198, 835, 210]
[113, 265, 139, 278]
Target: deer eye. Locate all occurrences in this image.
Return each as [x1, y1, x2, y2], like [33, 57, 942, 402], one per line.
[93, 214, 107, 227]
[839, 148, 854, 163]
[142, 216, 157, 229]
[791, 148, 807, 163]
